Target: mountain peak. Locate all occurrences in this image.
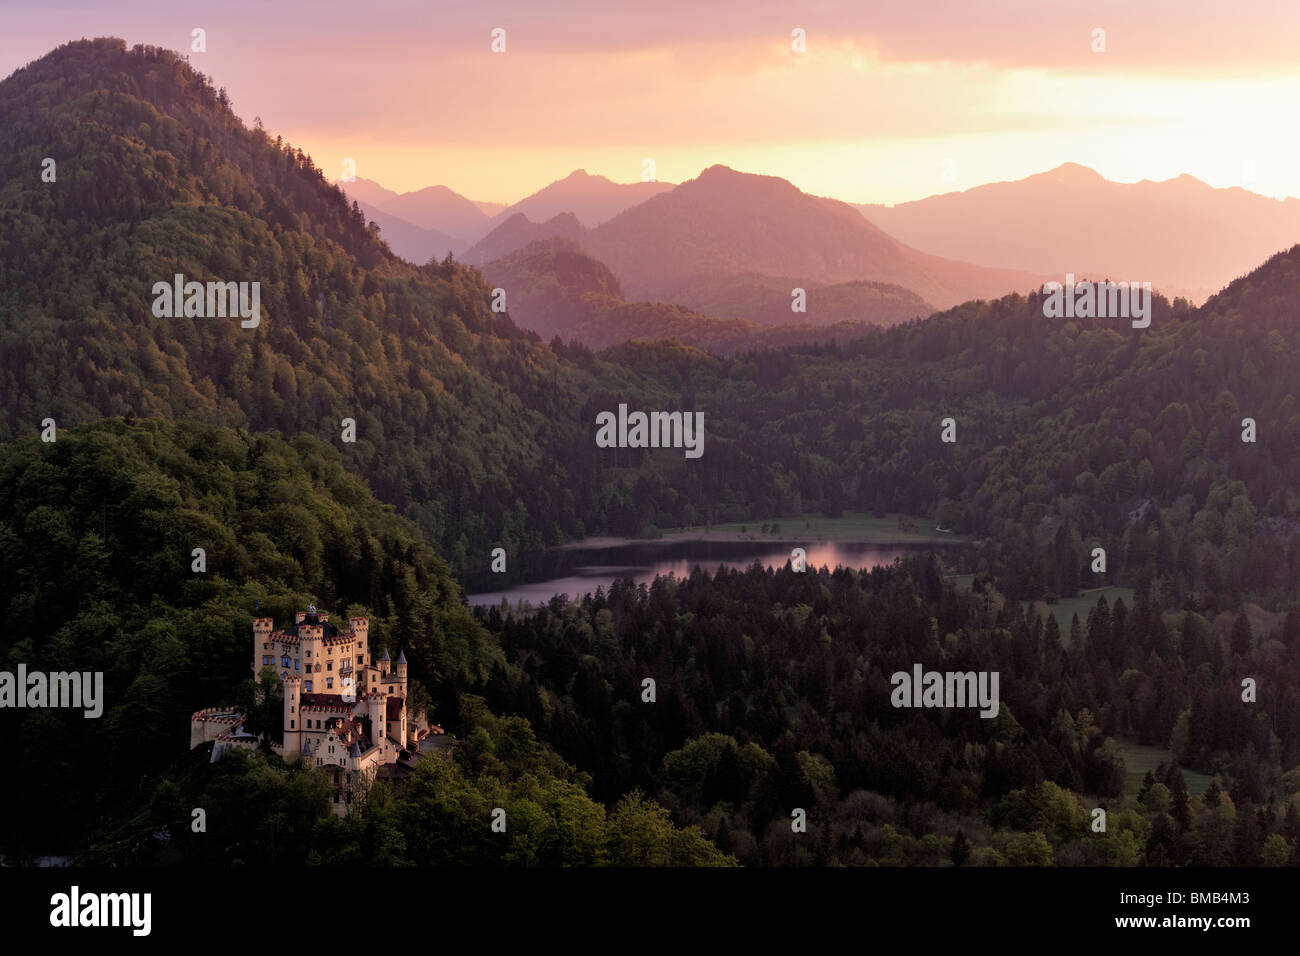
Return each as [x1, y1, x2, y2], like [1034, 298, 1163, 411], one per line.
[1046, 162, 1103, 181]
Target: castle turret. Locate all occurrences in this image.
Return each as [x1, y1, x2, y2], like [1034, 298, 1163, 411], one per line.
[366, 691, 384, 746]
[252, 618, 274, 676]
[283, 675, 302, 755]
[349, 617, 369, 692]
[395, 649, 408, 685]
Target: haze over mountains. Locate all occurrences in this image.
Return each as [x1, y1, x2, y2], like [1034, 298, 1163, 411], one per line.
[859, 163, 1300, 302]
[354, 160, 1300, 324]
[339, 170, 673, 265]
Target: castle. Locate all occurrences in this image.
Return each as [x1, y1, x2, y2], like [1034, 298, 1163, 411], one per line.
[190, 606, 440, 814]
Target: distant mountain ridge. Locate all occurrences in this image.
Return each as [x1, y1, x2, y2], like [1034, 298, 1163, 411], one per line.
[339, 170, 672, 263]
[467, 164, 1047, 310]
[481, 237, 910, 352]
[857, 163, 1300, 302]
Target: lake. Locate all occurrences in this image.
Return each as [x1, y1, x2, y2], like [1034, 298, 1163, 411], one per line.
[463, 538, 957, 607]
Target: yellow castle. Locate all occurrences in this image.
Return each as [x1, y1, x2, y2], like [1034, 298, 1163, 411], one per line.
[190, 606, 440, 814]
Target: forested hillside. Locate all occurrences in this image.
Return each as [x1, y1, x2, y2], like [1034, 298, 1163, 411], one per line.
[0, 418, 729, 864]
[6, 40, 1300, 611]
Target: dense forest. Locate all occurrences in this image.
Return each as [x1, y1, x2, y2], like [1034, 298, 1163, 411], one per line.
[472, 559, 1300, 865]
[0, 419, 729, 864]
[2, 38, 1300, 866]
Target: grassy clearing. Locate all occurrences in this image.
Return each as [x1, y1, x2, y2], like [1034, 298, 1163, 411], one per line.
[1119, 740, 1215, 799]
[663, 512, 966, 544]
[1033, 586, 1136, 639]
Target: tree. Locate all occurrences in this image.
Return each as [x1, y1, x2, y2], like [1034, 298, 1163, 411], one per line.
[950, 829, 971, 867]
[1230, 611, 1253, 657]
[1003, 831, 1053, 866]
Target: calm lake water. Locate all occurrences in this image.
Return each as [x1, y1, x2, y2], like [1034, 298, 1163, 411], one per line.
[464, 539, 952, 608]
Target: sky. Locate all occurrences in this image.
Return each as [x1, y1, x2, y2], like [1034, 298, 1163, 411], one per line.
[3, 0, 1300, 204]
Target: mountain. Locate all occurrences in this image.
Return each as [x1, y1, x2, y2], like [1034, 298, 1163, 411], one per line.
[379, 183, 496, 241]
[482, 238, 896, 351]
[352, 197, 467, 262]
[857, 163, 1300, 302]
[0, 38, 636, 567]
[466, 165, 1046, 309]
[486, 169, 674, 229]
[469, 211, 587, 266]
[338, 177, 498, 249]
[340, 169, 666, 252]
[337, 176, 401, 209]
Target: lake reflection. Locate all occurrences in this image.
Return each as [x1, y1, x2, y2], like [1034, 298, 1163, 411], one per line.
[464, 539, 943, 608]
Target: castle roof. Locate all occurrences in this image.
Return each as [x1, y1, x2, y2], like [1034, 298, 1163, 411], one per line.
[379, 648, 391, 662]
[385, 697, 404, 720]
[300, 693, 357, 713]
[396, 650, 407, 664]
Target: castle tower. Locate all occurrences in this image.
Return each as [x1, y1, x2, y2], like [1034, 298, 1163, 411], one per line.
[301, 616, 322, 692]
[395, 649, 408, 686]
[282, 675, 302, 755]
[252, 618, 274, 676]
[349, 616, 369, 692]
[366, 690, 385, 745]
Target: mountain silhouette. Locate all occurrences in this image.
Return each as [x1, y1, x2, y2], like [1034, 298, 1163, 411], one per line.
[858, 163, 1300, 302]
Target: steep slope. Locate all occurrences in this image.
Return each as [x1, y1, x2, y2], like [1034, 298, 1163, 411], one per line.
[858, 163, 1300, 302]
[0, 38, 620, 566]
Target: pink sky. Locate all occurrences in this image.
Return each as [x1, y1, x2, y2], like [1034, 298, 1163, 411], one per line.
[3, 0, 1300, 203]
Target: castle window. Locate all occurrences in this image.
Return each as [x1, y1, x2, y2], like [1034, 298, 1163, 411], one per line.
[282, 657, 290, 668]
[290, 720, 295, 729]
[263, 643, 269, 650]
[327, 661, 333, 671]
[305, 681, 313, 691]
[357, 655, 363, 664]
[326, 678, 334, 689]
[294, 661, 299, 670]
[263, 656, 270, 666]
